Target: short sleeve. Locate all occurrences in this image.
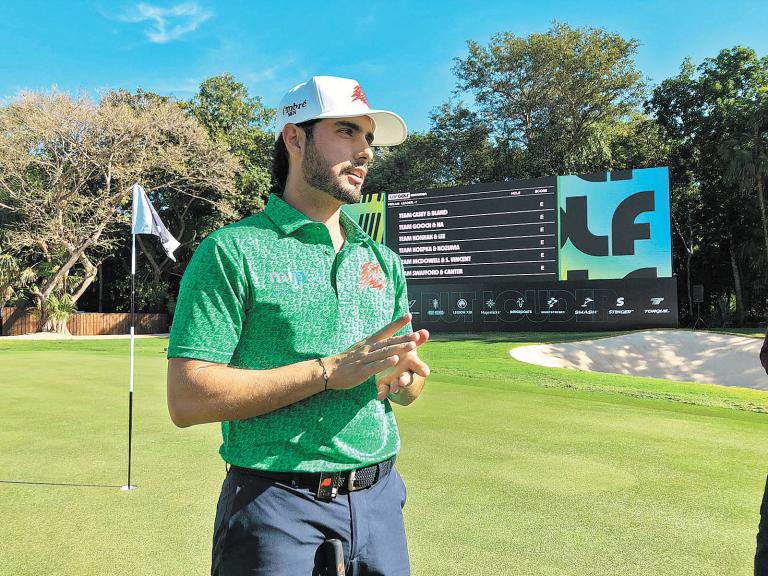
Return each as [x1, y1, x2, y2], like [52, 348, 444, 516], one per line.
[392, 255, 413, 337]
[167, 236, 248, 364]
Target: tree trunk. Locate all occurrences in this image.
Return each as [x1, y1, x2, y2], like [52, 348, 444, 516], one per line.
[42, 315, 71, 336]
[98, 263, 102, 313]
[34, 292, 71, 336]
[686, 249, 693, 325]
[729, 243, 744, 326]
[70, 253, 99, 303]
[136, 235, 164, 283]
[757, 176, 768, 279]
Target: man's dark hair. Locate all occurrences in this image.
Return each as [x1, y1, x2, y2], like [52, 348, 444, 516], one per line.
[271, 119, 320, 196]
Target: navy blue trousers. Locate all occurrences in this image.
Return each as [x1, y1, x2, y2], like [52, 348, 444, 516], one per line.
[211, 464, 410, 575]
[757, 475, 768, 576]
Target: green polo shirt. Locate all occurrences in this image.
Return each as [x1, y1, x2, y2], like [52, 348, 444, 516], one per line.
[167, 194, 411, 472]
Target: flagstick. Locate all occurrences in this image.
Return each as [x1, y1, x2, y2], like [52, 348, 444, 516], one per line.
[122, 182, 178, 491]
[122, 227, 138, 491]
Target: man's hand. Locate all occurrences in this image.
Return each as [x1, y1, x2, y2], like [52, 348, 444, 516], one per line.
[324, 314, 421, 391]
[376, 328, 430, 401]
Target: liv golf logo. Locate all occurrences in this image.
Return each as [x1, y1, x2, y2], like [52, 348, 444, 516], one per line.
[558, 168, 672, 281]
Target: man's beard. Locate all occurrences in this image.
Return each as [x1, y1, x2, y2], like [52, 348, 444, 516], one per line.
[302, 138, 362, 204]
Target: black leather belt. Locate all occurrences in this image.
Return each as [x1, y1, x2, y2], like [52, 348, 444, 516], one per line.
[230, 456, 396, 501]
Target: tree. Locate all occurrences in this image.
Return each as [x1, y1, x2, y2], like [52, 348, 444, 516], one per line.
[453, 22, 645, 177]
[718, 93, 768, 269]
[608, 113, 671, 170]
[365, 133, 445, 195]
[367, 103, 497, 194]
[185, 74, 275, 216]
[102, 89, 241, 313]
[0, 90, 238, 333]
[369, 24, 655, 198]
[0, 244, 34, 312]
[428, 102, 498, 184]
[648, 48, 768, 325]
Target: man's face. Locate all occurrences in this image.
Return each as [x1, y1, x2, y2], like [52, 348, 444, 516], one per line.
[300, 116, 375, 204]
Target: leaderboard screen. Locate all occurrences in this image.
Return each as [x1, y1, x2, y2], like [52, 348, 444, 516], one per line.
[384, 176, 558, 282]
[347, 167, 676, 332]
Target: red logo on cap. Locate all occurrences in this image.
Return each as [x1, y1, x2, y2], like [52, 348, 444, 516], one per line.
[352, 85, 369, 106]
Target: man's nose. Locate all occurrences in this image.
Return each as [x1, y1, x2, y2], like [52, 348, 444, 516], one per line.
[357, 142, 374, 163]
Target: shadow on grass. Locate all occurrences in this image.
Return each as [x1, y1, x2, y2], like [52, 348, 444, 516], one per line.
[0, 480, 124, 488]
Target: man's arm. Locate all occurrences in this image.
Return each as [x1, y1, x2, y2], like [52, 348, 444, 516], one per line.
[168, 357, 325, 427]
[167, 314, 419, 427]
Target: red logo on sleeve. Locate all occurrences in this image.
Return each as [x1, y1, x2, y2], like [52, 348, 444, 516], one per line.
[351, 85, 369, 106]
[360, 262, 386, 290]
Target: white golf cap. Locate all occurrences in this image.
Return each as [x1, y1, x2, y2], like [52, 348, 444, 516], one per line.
[274, 76, 408, 146]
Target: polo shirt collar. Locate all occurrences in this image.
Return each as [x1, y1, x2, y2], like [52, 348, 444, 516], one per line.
[264, 193, 371, 246]
[264, 194, 312, 236]
[339, 209, 370, 245]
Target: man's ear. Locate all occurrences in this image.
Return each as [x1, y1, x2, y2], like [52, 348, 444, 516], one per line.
[283, 124, 305, 159]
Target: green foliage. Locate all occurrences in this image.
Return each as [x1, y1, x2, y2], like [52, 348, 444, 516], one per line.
[0, 245, 31, 309]
[366, 132, 445, 194]
[43, 293, 76, 323]
[453, 22, 645, 176]
[0, 89, 238, 328]
[366, 110, 495, 195]
[370, 23, 654, 195]
[120, 278, 169, 313]
[648, 47, 768, 325]
[184, 73, 275, 216]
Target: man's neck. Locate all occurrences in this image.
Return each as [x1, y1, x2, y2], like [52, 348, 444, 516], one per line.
[282, 184, 346, 252]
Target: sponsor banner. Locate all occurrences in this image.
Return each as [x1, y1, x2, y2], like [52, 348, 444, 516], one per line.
[407, 277, 678, 332]
[342, 191, 385, 243]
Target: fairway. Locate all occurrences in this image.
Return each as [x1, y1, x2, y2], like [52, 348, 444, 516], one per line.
[1, 334, 767, 575]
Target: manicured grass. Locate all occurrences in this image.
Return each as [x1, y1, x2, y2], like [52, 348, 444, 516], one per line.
[1, 334, 767, 575]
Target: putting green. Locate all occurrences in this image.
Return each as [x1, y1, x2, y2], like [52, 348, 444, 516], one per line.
[1, 334, 766, 575]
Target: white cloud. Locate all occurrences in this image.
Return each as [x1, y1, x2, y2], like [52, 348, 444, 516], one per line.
[121, 2, 212, 43]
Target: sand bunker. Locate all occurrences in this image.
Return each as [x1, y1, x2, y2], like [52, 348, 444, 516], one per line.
[511, 330, 768, 391]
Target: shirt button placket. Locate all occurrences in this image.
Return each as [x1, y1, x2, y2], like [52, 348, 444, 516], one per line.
[321, 243, 342, 350]
[336, 254, 360, 348]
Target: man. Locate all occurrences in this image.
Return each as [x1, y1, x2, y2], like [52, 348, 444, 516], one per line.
[756, 334, 768, 575]
[166, 76, 429, 576]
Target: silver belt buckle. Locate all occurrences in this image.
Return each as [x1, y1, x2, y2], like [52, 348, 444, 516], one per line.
[347, 469, 357, 491]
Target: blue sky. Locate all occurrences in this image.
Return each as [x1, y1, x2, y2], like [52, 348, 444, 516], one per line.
[1, 0, 766, 133]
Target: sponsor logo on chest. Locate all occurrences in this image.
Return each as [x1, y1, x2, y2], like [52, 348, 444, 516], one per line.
[360, 262, 387, 290]
[267, 269, 324, 287]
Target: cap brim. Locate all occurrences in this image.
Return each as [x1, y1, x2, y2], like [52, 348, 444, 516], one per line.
[315, 109, 408, 146]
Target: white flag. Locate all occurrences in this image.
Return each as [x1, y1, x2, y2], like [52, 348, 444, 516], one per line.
[131, 184, 180, 262]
